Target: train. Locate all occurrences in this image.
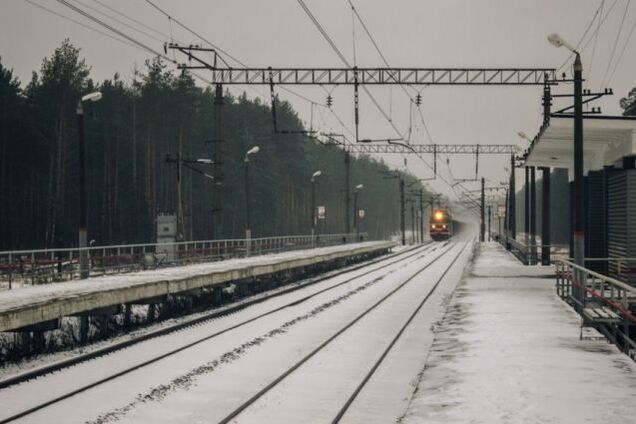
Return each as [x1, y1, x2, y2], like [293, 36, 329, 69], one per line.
[429, 208, 453, 241]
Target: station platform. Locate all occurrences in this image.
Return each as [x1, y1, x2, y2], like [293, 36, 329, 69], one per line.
[0, 241, 395, 333]
[401, 242, 636, 424]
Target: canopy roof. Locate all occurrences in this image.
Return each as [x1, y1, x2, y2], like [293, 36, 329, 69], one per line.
[525, 115, 636, 175]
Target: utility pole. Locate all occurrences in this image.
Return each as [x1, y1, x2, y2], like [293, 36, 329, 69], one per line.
[488, 204, 492, 242]
[212, 84, 224, 239]
[77, 101, 89, 278]
[419, 189, 424, 243]
[510, 154, 516, 242]
[76, 91, 101, 279]
[410, 201, 416, 244]
[244, 146, 260, 256]
[400, 178, 405, 245]
[345, 152, 351, 236]
[530, 166, 537, 264]
[524, 166, 530, 263]
[573, 52, 584, 306]
[541, 167, 551, 265]
[480, 177, 485, 242]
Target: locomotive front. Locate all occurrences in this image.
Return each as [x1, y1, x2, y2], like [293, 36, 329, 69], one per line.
[429, 209, 452, 241]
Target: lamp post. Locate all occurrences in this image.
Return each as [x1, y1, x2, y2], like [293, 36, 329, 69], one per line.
[311, 170, 322, 247]
[548, 33, 584, 306]
[244, 146, 260, 256]
[76, 91, 102, 279]
[353, 184, 363, 239]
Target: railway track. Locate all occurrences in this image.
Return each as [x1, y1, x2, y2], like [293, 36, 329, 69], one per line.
[0, 241, 444, 423]
[218, 241, 468, 424]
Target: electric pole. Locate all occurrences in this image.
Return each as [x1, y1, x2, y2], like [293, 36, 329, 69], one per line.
[480, 177, 485, 242]
[345, 152, 351, 236]
[400, 178, 405, 245]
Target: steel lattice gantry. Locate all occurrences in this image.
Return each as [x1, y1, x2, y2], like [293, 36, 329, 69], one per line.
[341, 144, 517, 154]
[181, 67, 556, 85]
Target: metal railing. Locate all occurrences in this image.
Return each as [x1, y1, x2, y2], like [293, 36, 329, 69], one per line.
[555, 258, 636, 355]
[491, 231, 567, 265]
[0, 232, 368, 288]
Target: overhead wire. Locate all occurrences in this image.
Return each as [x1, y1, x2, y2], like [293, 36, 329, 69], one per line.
[600, 0, 631, 88]
[91, 0, 168, 39]
[141, 0, 354, 144]
[24, 0, 139, 50]
[342, 0, 481, 209]
[296, 0, 405, 139]
[69, 0, 166, 43]
[557, 0, 609, 72]
[606, 17, 636, 85]
[54, 0, 175, 63]
[588, 0, 605, 83]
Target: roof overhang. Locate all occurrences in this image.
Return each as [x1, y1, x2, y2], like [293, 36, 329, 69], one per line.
[525, 114, 636, 176]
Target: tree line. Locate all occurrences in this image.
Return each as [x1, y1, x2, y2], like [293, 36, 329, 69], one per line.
[0, 40, 431, 250]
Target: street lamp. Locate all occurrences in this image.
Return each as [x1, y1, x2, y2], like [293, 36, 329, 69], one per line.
[244, 146, 260, 256]
[310, 170, 322, 246]
[517, 131, 531, 143]
[353, 184, 363, 240]
[548, 32, 584, 305]
[76, 91, 102, 279]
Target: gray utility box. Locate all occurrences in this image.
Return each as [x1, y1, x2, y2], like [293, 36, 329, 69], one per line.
[156, 214, 177, 262]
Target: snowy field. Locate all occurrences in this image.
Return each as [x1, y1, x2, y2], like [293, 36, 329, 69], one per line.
[401, 242, 636, 424]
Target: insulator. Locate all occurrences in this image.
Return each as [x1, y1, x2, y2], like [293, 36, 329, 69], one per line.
[326, 95, 333, 107]
[415, 94, 422, 106]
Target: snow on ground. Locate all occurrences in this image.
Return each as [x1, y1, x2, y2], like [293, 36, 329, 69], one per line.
[471, 242, 554, 277]
[0, 241, 389, 312]
[231, 242, 471, 424]
[0, 243, 437, 423]
[401, 242, 636, 424]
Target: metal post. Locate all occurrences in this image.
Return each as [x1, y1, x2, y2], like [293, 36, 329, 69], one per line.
[505, 187, 509, 248]
[400, 178, 405, 245]
[480, 177, 485, 242]
[510, 154, 516, 241]
[524, 166, 530, 264]
[488, 204, 492, 242]
[311, 178, 316, 247]
[244, 158, 251, 256]
[573, 52, 585, 308]
[411, 201, 416, 244]
[530, 166, 537, 264]
[77, 101, 89, 279]
[541, 167, 551, 265]
[419, 189, 424, 243]
[213, 84, 224, 239]
[353, 190, 359, 238]
[345, 152, 351, 236]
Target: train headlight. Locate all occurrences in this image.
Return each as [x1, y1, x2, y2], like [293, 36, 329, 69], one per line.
[442, 224, 447, 229]
[431, 224, 436, 229]
[434, 211, 444, 221]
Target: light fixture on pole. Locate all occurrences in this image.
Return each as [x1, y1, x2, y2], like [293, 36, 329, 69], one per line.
[548, 32, 584, 307]
[310, 170, 322, 247]
[353, 184, 363, 239]
[76, 91, 102, 279]
[244, 146, 260, 256]
[517, 131, 531, 143]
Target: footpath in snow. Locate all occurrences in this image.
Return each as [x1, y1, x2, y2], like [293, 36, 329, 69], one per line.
[401, 242, 636, 424]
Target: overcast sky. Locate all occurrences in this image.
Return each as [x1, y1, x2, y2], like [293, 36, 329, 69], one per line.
[2, 0, 635, 201]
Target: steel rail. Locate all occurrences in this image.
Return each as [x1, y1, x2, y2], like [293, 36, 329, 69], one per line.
[331, 242, 468, 423]
[0, 242, 439, 423]
[218, 241, 459, 424]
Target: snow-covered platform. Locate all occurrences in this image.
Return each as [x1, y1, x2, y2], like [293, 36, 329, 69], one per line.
[401, 242, 636, 424]
[0, 241, 395, 333]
